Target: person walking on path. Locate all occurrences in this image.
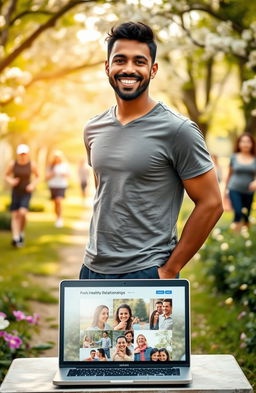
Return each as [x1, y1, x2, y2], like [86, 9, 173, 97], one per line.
[223, 133, 256, 233]
[79, 22, 223, 280]
[46, 150, 69, 228]
[78, 158, 89, 206]
[5, 144, 39, 248]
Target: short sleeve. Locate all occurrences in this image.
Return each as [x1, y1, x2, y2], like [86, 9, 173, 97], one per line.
[171, 120, 213, 180]
[229, 154, 235, 168]
[84, 126, 91, 166]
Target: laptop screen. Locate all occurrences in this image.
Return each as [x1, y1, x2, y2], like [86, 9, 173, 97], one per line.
[59, 279, 190, 367]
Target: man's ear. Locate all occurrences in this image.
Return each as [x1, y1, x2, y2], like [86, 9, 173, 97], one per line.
[105, 60, 109, 76]
[150, 62, 158, 79]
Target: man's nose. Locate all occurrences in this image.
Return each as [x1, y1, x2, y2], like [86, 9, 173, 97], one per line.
[122, 61, 136, 74]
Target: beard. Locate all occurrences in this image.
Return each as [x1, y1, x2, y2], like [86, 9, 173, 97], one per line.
[108, 73, 151, 101]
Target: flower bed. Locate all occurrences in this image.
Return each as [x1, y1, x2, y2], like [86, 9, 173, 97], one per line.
[199, 225, 256, 352]
[0, 293, 52, 382]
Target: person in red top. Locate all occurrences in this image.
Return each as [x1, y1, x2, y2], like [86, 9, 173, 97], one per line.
[5, 144, 39, 248]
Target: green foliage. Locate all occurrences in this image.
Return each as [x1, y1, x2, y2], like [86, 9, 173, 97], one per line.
[0, 293, 53, 383]
[0, 211, 11, 230]
[199, 225, 256, 352]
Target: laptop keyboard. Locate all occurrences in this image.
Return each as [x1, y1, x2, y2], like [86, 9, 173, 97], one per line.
[67, 367, 180, 377]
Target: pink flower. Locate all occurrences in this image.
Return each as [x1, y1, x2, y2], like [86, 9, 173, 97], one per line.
[13, 310, 26, 321]
[4, 333, 22, 349]
[0, 312, 7, 318]
[26, 313, 40, 324]
[237, 311, 247, 320]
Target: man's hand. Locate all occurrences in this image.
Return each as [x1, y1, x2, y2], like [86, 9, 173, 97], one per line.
[157, 266, 177, 279]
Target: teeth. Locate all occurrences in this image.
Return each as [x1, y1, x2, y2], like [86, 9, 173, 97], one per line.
[120, 79, 137, 84]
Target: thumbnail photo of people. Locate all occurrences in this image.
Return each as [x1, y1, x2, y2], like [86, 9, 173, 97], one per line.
[78, 297, 173, 362]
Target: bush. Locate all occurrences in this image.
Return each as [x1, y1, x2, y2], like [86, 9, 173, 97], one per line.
[0, 212, 11, 230]
[0, 293, 53, 382]
[199, 225, 256, 352]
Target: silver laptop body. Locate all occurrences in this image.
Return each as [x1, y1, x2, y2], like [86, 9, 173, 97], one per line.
[53, 279, 192, 386]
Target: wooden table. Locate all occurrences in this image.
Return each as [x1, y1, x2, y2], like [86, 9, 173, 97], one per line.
[0, 355, 253, 393]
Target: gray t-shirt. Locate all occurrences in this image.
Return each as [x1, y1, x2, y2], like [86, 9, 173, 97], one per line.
[84, 102, 213, 274]
[228, 153, 256, 194]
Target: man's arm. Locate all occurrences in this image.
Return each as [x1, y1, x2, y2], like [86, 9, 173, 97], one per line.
[158, 168, 223, 279]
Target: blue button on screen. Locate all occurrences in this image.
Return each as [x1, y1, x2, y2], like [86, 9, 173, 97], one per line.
[156, 290, 164, 294]
[165, 290, 172, 294]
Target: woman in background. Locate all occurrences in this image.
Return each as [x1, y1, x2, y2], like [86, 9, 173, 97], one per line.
[224, 133, 256, 232]
[46, 150, 69, 228]
[97, 348, 108, 361]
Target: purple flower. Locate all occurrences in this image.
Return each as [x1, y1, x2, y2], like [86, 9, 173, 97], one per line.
[4, 333, 22, 349]
[13, 310, 26, 321]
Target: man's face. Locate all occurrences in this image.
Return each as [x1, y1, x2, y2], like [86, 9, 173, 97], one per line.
[105, 39, 158, 101]
[91, 351, 96, 358]
[163, 301, 172, 317]
[156, 303, 163, 314]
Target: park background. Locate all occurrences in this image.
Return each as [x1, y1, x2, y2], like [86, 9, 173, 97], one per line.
[0, 0, 255, 389]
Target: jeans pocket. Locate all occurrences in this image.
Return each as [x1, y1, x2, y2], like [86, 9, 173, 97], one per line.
[79, 264, 90, 279]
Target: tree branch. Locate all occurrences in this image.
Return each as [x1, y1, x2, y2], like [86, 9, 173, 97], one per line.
[179, 5, 243, 34]
[0, 0, 105, 73]
[0, 0, 18, 46]
[0, 59, 104, 106]
[10, 10, 54, 25]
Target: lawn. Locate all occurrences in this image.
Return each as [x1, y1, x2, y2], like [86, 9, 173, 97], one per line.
[0, 184, 86, 305]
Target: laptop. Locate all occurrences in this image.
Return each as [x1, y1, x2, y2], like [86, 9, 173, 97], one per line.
[53, 279, 192, 386]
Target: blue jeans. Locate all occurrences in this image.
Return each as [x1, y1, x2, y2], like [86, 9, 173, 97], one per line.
[79, 265, 160, 279]
[229, 189, 254, 223]
[79, 265, 180, 279]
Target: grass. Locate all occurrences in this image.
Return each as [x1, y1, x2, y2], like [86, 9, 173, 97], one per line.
[0, 185, 86, 306]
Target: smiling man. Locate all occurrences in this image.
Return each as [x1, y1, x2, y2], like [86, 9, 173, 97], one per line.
[79, 22, 223, 280]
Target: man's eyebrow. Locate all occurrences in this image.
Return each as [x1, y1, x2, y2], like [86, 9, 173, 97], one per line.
[112, 54, 149, 62]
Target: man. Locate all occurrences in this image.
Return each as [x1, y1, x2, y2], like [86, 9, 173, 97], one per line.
[159, 299, 173, 330]
[94, 331, 111, 359]
[125, 330, 134, 351]
[79, 22, 223, 280]
[155, 301, 163, 315]
[84, 349, 99, 362]
[5, 144, 39, 247]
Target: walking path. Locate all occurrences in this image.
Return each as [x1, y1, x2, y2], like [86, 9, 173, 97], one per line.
[30, 199, 92, 356]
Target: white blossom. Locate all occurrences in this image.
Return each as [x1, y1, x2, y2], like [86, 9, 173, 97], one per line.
[0, 315, 9, 329]
[242, 29, 253, 41]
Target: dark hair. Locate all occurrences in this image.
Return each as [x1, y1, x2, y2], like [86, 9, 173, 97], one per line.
[115, 304, 133, 330]
[156, 301, 163, 305]
[125, 330, 134, 341]
[90, 349, 96, 354]
[91, 305, 109, 328]
[150, 348, 159, 360]
[106, 22, 157, 63]
[159, 348, 170, 361]
[103, 331, 108, 335]
[149, 310, 159, 329]
[116, 335, 132, 356]
[97, 348, 106, 358]
[234, 133, 256, 155]
[163, 299, 172, 307]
